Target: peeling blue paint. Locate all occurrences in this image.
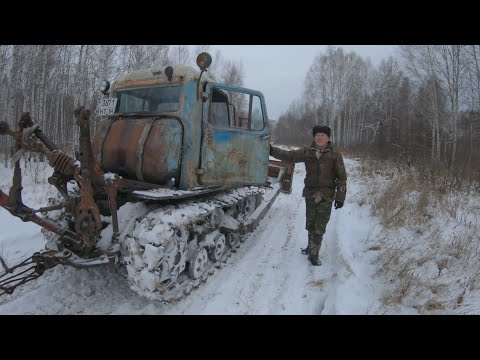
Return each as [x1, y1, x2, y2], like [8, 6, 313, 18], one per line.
[99, 73, 271, 190]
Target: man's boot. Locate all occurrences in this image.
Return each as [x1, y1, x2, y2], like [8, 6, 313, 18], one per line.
[301, 232, 314, 255]
[308, 234, 322, 266]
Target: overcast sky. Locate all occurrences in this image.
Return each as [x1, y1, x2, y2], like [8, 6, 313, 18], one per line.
[209, 45, 397, 120]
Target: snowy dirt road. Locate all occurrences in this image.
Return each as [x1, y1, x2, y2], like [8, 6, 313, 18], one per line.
[0, 159, 380, 314]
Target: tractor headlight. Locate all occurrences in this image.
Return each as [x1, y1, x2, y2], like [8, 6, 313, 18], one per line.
[98, 80, 111, 94]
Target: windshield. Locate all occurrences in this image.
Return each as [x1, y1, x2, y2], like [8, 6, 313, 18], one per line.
[115, 85, 181, 113]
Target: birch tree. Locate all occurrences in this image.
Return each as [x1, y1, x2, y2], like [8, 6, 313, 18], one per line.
[436, 45, 467, 167]
[118, 45, 170, 73]
[170, 45, 190, 64]
[400, 45, 443, 164]
[367, 57, 402, 151]
[304, 46, 369, 147]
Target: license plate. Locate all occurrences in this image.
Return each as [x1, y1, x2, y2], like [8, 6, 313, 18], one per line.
[97, 98, 118, 116]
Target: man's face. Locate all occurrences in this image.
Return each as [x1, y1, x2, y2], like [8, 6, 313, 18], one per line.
[314, 132, 329, 148]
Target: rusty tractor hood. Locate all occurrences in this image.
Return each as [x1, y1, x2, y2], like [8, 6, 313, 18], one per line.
[92, 116, 183, 186]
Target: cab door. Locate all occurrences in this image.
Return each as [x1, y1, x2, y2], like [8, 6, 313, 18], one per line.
[199, 83, 270, 186]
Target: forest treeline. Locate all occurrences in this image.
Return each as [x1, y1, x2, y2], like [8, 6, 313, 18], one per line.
[272, 46, 480, 176]
[1, 45, 479, 176]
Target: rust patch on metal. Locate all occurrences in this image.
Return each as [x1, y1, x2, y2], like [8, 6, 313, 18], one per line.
[101, 119, 146, 179]
[135, 121, 154, 181]
[142, 119, 181, 184]
[98, 118, 181, 185]
[73, 107, 103, 253]
[92, 117, 115, 165]
[0, 189, 9, 207]
[115, 79, 167, 90]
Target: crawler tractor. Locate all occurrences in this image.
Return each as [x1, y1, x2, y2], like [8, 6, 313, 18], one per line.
[0, 53, 293, 301]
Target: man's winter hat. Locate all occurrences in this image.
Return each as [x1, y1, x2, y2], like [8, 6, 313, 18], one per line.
[312, 125, 331, 138]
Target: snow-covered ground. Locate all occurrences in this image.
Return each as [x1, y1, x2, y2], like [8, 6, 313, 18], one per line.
[1, 157, 479, 314]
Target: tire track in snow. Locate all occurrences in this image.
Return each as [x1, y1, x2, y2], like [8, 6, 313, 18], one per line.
[318, 160, 371, 314]
[258, 165, 331, 314]
[317, 210, 344, 314]
[184, 167, 307, 314]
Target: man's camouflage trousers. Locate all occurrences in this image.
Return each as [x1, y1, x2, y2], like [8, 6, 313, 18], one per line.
[305, 197, 333, 236]
[305, 197, 333, 259]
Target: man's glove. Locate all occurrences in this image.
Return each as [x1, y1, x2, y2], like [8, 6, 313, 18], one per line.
[334, 201, 344, 209]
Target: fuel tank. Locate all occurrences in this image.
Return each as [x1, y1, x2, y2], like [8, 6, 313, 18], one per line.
[92, 117, 182, 185]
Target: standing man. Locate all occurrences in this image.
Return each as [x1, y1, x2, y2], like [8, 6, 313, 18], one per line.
[270, 125, 347, 266]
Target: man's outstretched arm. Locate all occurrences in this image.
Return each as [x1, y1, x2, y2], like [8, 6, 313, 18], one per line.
[270, 145, 306, 163]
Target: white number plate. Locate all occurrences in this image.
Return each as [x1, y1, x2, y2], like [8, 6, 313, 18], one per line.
[97, 98, 118, 116]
